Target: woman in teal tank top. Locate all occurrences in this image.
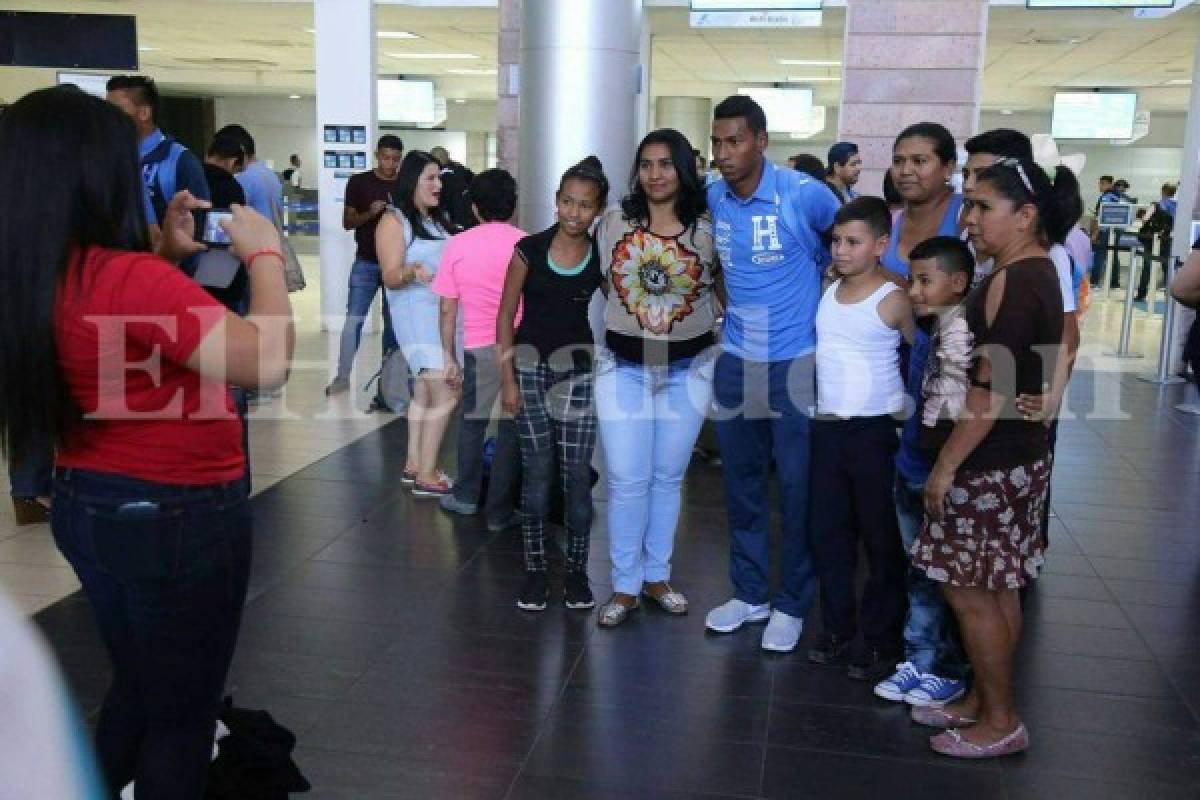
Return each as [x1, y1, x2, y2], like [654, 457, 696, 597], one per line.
[883, 123, 963, 278]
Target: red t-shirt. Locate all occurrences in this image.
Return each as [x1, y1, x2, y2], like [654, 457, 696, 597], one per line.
[55, 247, 245, 485]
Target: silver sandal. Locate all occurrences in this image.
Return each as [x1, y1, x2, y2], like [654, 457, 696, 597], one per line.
[643, 585, 688, 615]
[598, 596, 639, 628]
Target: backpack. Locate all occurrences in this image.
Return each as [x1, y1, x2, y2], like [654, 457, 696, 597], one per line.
[140, 134, 185, 223]
[1142, 203, 1174, 239]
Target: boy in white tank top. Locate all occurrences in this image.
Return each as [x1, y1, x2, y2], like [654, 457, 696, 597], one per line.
[808, 197, 916, 682]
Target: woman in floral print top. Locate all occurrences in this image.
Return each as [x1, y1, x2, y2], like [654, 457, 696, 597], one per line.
[593, 128, 719, 628]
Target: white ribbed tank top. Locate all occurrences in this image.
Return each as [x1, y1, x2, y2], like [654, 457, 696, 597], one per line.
[816, 279, 905, 417]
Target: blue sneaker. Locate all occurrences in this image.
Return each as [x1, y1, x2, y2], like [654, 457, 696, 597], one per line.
[905, 673, 966, 708]
[873, 661, 922, 703]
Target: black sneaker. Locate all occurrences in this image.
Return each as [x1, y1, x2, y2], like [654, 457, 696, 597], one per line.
[846, 647, 900, 683]
[517, 572, 548, 612]
[807, 632, 852, 665]
[564, 572, 595, 610]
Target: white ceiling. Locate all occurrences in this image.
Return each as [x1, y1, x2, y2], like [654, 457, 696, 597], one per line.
[1, 1, 1196, 113]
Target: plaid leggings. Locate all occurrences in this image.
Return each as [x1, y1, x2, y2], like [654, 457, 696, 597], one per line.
[515, 362, 597, 573]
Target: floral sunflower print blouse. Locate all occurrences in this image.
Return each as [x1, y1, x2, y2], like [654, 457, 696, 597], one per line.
[596, 207, 719, 365]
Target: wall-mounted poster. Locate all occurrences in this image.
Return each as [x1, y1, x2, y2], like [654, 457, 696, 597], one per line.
[323, 151, 338, 168]
[353, 152, 367, 169]
[323, 126, 338, 143]
[352, 126, 367, 144]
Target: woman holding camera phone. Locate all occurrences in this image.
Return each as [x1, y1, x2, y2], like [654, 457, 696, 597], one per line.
[0, 86, 294, 800]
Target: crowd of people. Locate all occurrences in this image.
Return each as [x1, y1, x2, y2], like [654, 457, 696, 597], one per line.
[314, 93, 1098, 762]
[1, 71, 1196, 797]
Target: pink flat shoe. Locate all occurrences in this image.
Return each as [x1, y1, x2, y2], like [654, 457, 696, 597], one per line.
[911, 705, 978, 729]
[930, 724, 1029, 759]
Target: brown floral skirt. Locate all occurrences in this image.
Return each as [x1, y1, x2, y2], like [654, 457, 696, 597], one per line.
[912, 458, 1050, 590]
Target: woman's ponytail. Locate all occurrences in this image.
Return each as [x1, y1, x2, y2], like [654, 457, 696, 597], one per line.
[1043, 164, 1083, 245]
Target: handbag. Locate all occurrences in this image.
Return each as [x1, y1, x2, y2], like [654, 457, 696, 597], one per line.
[364, 346, 411, 414]
[270, 198, 307, 293]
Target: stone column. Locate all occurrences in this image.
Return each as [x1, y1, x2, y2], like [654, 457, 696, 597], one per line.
[838, 0, 988, 197]
[497, 0, 521, 177]
[517, 0, 644, 230]
[655, 96, 714, 160]
[315, 0, 376, 330]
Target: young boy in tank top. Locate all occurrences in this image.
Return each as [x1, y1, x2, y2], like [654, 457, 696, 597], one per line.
[873, 236, 975, 709]
[807, 197, 915, 682]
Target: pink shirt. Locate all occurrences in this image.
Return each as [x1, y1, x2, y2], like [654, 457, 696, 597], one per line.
[432, 222, 525, 350]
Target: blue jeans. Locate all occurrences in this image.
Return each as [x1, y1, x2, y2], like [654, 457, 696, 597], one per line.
[334, 258, 397, 381]
[596, 353, 713, 595]
[712, 353, 817, 618]
[52, 468, 252, 800]
[895, 476, 967, 679]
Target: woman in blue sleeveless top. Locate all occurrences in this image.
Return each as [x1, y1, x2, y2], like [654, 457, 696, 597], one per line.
[883, 123, 963, 278]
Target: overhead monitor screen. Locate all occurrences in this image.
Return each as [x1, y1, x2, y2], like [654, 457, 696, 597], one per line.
[737, 87, 814, 133]
[377, 79, 436, 125]
[0, 12, 137, 69]
[1027, 1, 1173, 8]
[1051, 92, 1137, 139]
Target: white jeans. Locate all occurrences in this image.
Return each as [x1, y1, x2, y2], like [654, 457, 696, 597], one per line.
[595, 351, 714, 595]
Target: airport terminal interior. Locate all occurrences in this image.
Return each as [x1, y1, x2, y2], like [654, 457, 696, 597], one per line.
[2, 0, 1200, 797]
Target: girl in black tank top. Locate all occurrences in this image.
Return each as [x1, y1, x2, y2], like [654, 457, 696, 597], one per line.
[495, 157, 609, 613]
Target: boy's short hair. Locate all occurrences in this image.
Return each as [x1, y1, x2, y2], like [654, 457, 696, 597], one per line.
[468, 168, 517, 222]
[833, 196, 891, 238]
[909, 236, 975, 287]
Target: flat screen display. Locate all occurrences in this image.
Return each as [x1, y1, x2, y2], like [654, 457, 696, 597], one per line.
[377, 79, 436, 125]
[1051, 92, 1137, 139]
[0, 12, 137, 70]
[737, 87, 814, 133]
[1027, 1, 1173, 8]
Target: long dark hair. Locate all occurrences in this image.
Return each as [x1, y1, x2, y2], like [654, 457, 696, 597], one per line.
[620, 129, 707, 231]
[393, 150, 454, 240]
[0, 86, 150, 463]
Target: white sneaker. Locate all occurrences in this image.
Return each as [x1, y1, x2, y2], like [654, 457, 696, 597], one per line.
[761, 610, 804, 653]
[705, 598, 770, 633]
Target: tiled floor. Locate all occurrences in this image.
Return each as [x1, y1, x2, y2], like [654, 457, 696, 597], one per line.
[11, 253, 1200, 798]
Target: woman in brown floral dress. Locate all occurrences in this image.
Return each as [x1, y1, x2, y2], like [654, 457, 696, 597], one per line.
[912, 156, 1077, 759]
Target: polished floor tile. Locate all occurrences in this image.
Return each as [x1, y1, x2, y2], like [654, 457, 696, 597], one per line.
[17, 314, 1200, 798]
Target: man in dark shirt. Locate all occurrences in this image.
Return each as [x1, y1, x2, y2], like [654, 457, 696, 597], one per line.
[199, 131, 249, 312]
[1091, 175, 1125, 289]
[326, 135, 404, 396]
